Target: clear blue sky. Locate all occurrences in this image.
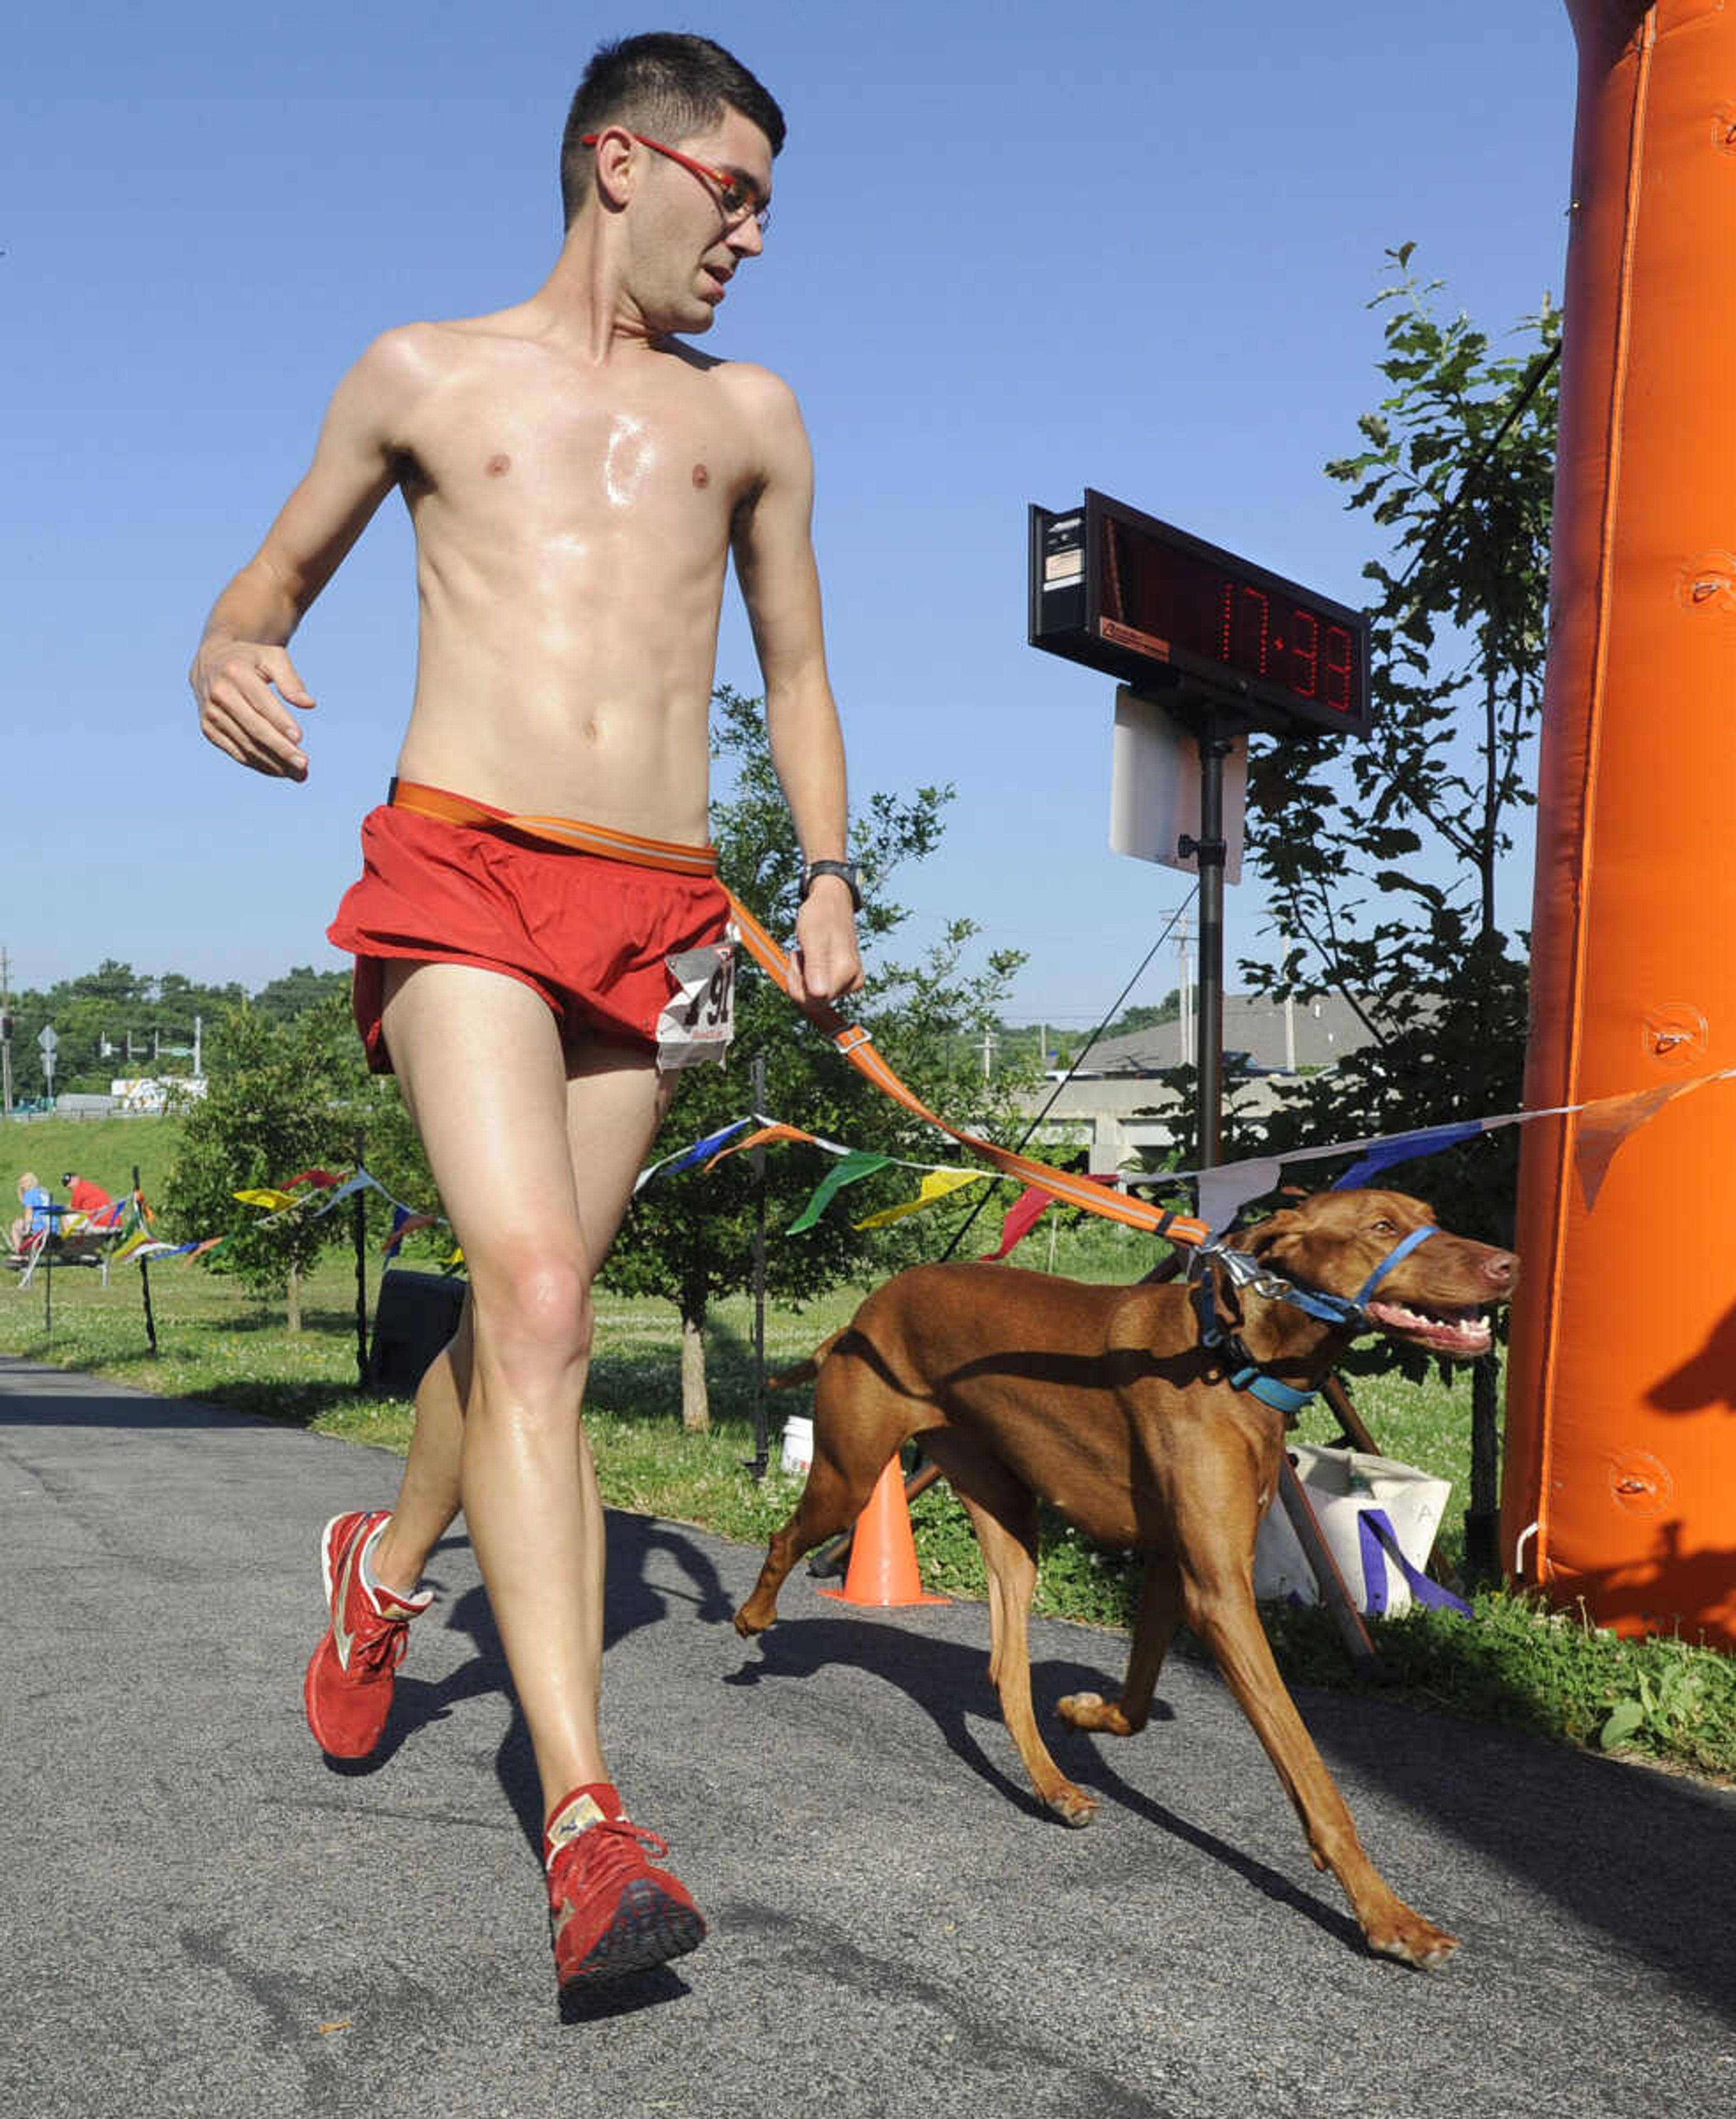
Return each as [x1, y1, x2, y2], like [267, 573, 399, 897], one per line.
[3, 1, 1576, 1029]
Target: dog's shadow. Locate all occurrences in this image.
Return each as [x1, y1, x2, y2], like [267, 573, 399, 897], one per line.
[726, 1608, 1365, 1954]
[328, 1514, 1362, 1982]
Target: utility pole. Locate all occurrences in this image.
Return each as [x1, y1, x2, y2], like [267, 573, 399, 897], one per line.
[0, 945, 13, 1116]
[978, 1027, 998, 1082]
[1176, 913, 1193, 1068]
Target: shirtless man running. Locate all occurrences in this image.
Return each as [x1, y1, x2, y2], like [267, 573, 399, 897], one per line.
[190, 32, 862, 1992]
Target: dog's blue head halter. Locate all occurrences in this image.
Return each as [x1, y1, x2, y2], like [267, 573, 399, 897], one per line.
[1187, 1223, 1441, 1414]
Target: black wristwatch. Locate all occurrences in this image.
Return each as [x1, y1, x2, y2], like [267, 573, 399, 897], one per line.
[801, 858, 862, 913]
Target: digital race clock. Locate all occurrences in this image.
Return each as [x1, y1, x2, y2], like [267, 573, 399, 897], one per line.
[1028, 490, 1373, 738]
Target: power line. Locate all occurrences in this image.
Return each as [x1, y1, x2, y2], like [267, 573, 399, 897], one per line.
[934, 888, 1199, 1262]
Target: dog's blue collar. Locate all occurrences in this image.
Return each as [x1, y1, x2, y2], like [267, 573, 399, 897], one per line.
[1228, 1365, 1318, 1415]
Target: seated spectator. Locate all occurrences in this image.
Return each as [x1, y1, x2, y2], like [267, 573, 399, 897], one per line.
[62, 1172, 123, 1227]
[9, 1172, 51, 1254]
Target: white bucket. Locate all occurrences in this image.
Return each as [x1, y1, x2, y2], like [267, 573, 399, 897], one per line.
[779, 1415, 814, 1476]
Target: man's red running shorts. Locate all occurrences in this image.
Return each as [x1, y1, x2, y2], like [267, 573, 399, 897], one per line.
[327, 800, 731, 1075]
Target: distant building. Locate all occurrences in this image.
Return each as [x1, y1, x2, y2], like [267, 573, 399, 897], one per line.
[110, 1078, 208, 1115]
[1061, 993, 1378, 1078]
[1026, 993, 1385, 1171]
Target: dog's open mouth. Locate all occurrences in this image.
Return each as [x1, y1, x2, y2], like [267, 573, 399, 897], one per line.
[1366, 1297, 1493, 1358]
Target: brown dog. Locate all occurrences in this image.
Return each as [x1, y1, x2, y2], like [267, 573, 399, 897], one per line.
[734, 1187, 1516, 1968]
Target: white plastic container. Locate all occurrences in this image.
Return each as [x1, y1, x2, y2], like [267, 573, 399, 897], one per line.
[779, 1415, 814, 1476]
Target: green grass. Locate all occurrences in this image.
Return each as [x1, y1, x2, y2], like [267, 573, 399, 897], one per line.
[1, 1111, 184, 1206]
[4, 1231, 1732, 1784]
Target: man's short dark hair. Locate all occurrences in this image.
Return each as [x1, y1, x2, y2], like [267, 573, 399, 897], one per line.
[560, 32, 787, 229]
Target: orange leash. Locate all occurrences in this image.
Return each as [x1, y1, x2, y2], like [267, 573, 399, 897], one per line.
[388, 780, 1208, 1249]
[721, 893, 1207, 1247]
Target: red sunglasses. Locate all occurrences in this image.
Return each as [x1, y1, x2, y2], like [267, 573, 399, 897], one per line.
[580, 130, 771, 233]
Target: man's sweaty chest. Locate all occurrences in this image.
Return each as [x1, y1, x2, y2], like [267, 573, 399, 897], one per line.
[399, 370, 759, 561]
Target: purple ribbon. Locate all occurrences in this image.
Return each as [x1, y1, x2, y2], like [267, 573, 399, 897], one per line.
[1357, 1507, 1472, 1618]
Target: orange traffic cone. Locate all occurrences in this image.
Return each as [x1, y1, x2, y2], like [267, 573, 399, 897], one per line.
[820, 1458, 949, 1608]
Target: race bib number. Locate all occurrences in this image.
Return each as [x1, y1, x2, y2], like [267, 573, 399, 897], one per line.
[656, 941, 736, 1071]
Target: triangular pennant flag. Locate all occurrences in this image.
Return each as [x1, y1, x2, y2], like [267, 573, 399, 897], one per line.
[384, 1209, 441, 1254]
[634, 1116, 755, 1193]
[283, 1168, 342, 1191]
[311, 1172, 383, 1216]
[1332, 1122, 1486, 1192]
[705, 1122, 818, 1172]
[1198, 1157, 1286, 1234]
[1572, 1077, 1712, 1210]
[854, 1168, 988, 1229]
[233, 1187, 297, 1212]
[981, 1185, 1055, 1262]
[666, 1116, 752, 1172]
[788, 1151, 894, 1233]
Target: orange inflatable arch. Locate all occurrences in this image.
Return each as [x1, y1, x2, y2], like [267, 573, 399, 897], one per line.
[1505, 0, 1736, 1649]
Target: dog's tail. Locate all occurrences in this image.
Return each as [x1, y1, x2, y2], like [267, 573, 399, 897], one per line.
[768, 1329, 847, 1390]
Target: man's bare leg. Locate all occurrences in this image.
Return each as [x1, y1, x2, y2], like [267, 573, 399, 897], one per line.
[369, 1299, 472, 1599]
[377, 959, 673, 1814]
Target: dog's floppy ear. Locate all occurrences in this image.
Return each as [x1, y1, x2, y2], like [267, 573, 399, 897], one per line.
[1240, 1207, 1304, 1262]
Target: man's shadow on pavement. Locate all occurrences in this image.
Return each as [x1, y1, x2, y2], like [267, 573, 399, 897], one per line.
[369, 1512, 734, 1797]
[328, 1511, 736, 2020]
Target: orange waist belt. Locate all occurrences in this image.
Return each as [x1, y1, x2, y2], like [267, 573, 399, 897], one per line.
[390, 778, 719, 875]
[389, 778, 1208, 1248]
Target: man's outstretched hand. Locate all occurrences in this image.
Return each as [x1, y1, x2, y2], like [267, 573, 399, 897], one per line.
[192, 640, 316, 780]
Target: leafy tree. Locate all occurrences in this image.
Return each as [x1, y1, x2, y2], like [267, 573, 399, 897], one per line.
[161, 993, 432, 1329]
[1234, 252, 1559, 1574]
[252, 965, 353, 1023]
[1095, 994, 1182, 1042]
[600, 686, 1033, 1429]
[4, 957, 349, 1097]
[1239, 250, 1558, 1239]
[5, 962, 249, 1093]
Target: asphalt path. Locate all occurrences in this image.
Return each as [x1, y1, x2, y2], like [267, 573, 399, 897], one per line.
[2, 1351, 1732, 2119]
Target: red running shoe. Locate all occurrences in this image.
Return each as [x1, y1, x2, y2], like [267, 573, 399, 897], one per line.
[302, 1509, 432, 1760]
[546, 1784, 707, 1989]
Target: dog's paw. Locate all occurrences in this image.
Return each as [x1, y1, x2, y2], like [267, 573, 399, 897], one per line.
[1366, 1911, 1462, 1969]
[1044, 1782, 1099, 1828]
[1056, 1691, 1134, 1738]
